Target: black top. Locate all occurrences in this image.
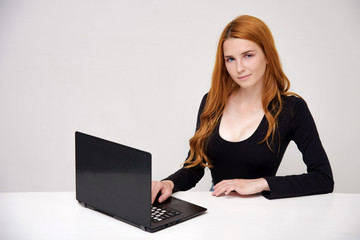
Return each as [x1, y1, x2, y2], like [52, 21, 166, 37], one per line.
[164, 93, 334, 199]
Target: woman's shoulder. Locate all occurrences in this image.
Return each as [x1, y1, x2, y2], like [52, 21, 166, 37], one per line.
[201, 92, 209, 102]
[199, 92, 209, 109]
[281, 94, 308, 110]
[280, 94, 311, 121]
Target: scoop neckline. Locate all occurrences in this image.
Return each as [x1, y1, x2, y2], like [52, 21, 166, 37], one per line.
[217, 114, 266, 144]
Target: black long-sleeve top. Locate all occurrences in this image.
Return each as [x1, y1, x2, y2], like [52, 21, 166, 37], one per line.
[164, 93, 334, 199]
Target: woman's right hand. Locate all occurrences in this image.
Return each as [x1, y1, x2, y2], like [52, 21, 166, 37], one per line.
[151, 180, 174, 204]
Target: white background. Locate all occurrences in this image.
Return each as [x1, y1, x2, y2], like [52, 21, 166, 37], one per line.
[0, 0, 359, 193]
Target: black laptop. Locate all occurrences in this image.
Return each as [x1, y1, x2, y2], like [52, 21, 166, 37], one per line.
[75, 131, 207, 232]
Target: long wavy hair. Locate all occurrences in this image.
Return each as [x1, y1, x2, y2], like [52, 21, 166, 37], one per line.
[184, 15, 297, 169]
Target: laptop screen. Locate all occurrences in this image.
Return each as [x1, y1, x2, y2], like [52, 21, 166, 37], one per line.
[75, 132, 152, 228]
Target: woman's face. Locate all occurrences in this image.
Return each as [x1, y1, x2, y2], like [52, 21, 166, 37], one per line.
[223, 38, 267, 91]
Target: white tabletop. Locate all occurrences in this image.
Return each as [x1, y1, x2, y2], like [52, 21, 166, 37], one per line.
[0, 191, 359, 240]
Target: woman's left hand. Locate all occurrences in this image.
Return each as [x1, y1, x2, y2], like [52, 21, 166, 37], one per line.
[212, 178, 270, 197]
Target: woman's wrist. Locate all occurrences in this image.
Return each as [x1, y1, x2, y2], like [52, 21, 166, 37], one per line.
[161, 180, 174, 191]
[260, 178, 270, 191]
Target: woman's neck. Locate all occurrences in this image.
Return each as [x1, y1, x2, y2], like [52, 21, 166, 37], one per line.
[231, 86, 263, 109]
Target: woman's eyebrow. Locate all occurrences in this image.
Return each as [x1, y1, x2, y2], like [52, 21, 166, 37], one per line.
[241, 50, 255, 55]
[224, 50, 255, 58]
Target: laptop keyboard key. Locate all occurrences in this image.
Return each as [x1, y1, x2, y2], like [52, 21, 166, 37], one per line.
[151, 206, 182, 223]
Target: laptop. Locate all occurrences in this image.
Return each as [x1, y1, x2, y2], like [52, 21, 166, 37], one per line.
[75, 131, 207, 232]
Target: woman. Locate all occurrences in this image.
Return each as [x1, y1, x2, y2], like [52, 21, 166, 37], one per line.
[152, 15, 334, 203]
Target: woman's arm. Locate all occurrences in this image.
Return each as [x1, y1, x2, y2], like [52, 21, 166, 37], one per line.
[263, 97, 334, 199]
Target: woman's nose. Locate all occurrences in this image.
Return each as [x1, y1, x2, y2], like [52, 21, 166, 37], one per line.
[236, 60, 245, 73]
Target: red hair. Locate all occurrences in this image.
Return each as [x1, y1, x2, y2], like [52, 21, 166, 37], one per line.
[184, 15, 297, 168]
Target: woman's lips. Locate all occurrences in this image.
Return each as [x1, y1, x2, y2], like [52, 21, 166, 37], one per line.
[237, 74, 251, 80]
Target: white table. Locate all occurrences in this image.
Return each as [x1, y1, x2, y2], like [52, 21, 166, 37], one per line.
[1, 191, 359, 240]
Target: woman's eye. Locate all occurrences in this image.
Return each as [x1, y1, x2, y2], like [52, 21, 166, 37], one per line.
[226, 58, 235, 62]
[244, 54, 253, 59]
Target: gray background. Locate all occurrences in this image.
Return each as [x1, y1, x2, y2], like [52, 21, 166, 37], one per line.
[1, 0, 359, 193]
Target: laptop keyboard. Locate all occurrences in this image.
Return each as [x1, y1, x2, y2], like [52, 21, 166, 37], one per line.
[151, 206, 182, 223]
